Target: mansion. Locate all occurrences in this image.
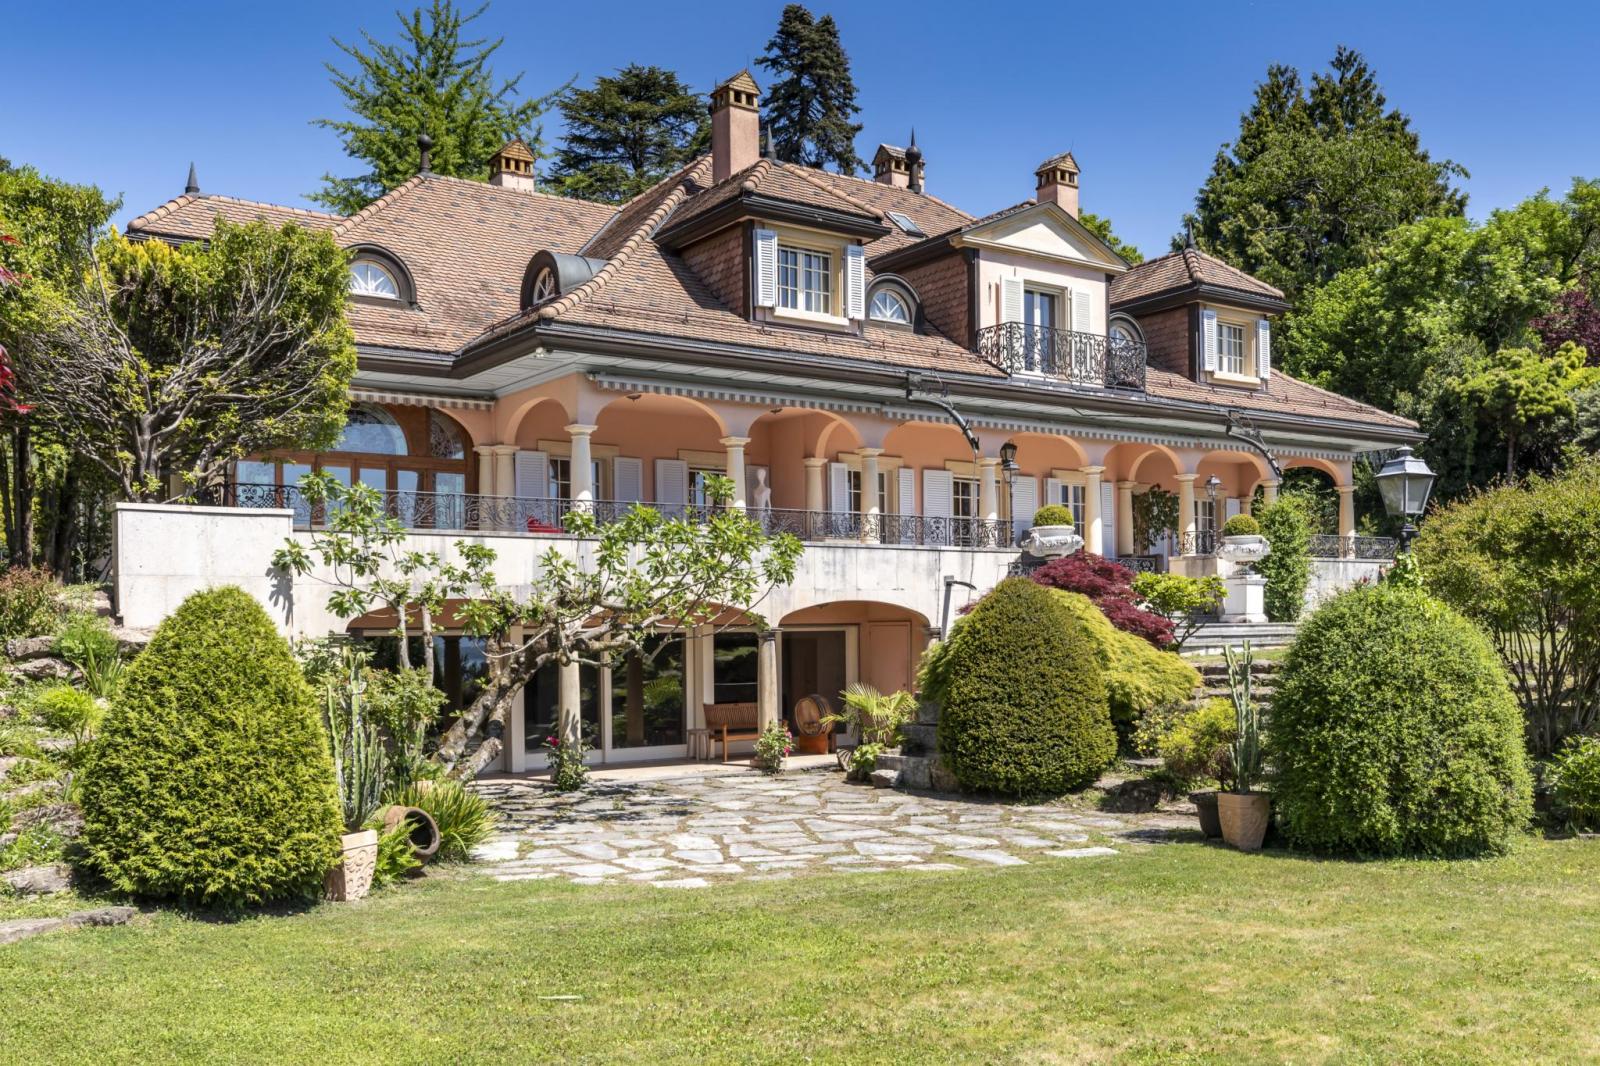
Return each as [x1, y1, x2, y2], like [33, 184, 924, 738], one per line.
[114, 71, 1419, 770]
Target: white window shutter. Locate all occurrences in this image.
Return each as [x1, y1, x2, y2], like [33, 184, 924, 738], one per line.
[1257, 318, 1272, 382]
[1201, 309, 1218, 372]
[653, 459, 688, 507]
[1011, 475, 1038, 541]
[514, 450, 548, 498]
[753, 228, 778, 308]
[845, 245, 866, 320]
[1045, 477, 1064, 509]
[1072, 289, 1093, 334]
[897, 467, 917, 544]
[922, 469, 953, 520]
[1101, 481, 1117, 557]
[828, 462, 850, 514]
[613, 457, 643, 504]
[1001, 277, 1024, 323]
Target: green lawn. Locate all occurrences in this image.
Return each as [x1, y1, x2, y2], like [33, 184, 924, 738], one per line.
[5, 838, 1600, 1064]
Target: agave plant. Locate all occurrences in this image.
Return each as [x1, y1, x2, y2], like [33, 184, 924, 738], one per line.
[1223, 641, 1263, 794]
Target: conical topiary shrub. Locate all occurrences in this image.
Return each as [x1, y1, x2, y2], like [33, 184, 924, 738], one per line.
[80, 586, 342, 908]
[924, 577, 1115, 795]
[1270, 584, 1532, 857]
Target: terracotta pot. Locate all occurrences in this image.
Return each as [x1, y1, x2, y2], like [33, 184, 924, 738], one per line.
[1217, 791, 1271, 851]
[379, 805, 441, 864]
[1189, 790, 1222, 838]
[324, 828, 379, 902]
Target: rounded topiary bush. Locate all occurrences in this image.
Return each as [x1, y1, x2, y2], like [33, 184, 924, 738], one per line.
[1221, 514, 1260, 537]
[1030, 503, 1076, 527]
[925, 578, 1115, 795]
[80, 586, 342, 908]
[1269, 585, 1532, 857]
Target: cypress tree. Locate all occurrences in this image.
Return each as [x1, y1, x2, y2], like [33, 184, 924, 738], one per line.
[757, 5, 865, 174]
[311, 0, 565, 214]
[546, 65, 709, 204]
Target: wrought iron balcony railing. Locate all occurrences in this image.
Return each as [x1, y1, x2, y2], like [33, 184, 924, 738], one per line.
[200, 485, 1014, 550]
[1308, 534, 1398, 560]
[974, 324, 1146, 389]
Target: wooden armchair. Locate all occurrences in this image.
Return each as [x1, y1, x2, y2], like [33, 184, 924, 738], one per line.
[702, 702, 760, 762]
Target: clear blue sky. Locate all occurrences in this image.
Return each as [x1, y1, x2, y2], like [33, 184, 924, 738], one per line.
[6, 0, 1597, 258]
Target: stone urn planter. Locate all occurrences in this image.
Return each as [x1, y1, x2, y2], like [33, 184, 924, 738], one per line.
[1020, 525, 1084, 559]
[325, 828, 379, 901]
[1217, 791, 1271, 851]
[1189, 790, 1222, 838]
[1215, 533, 1271, 568]
[1216, 535, 1272, 624]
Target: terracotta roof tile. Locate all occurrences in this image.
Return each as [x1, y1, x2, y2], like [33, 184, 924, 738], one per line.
[1111, 247, 1286, 306]
[125, 194, 340, 240]
[1146, 367, 1416, 429]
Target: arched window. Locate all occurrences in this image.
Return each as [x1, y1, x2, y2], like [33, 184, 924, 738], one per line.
[429, 410, 466, 460]
[332, 403, 408, 455]
[1108, 313, 1145, 350]
[349, 259, 400, 299]
[870, 288, 911, 324]
[529, 267, 557, 305]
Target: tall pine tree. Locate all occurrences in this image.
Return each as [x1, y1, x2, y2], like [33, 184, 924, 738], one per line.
[1181, 47, 1465, 303]
[312, 1, 565, 214]
[545, 65, 709, 204]
[758, 5, 864, 174]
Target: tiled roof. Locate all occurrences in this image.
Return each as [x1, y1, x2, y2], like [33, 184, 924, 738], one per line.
[125, 194, 340, 240]
[124, 160, 1410, 433]
[1035, 150, 1079, 172]
[1111, 247, 1286, 307]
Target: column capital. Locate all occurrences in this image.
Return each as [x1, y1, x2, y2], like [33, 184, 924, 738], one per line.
[564, 422, 598, 437]
[1261, 478, 1281, 487]
[1335, 484, 1356, 495]
[758, 627, 779, 644]
[1116, 480, 1138, 490]
[977, 457, 1001, 469]
[858, 447, 885, 458]
[491, 443, 519, 456]
[719, 435, 751, 448]
[473, 444, 497, 455]
[803, 456, 828, 468]
[1079, 465, 1106, 476]
[1174, 472, 1197, 483]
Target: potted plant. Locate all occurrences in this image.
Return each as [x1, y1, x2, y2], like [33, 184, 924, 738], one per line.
[1020, 503, 1084, 558]
[1215, 515, 1272, 623]
[1216, 641, 1271, 850]
[1215, 513, 1270, 563]
[754, 721, 793, 775]
[1156, 697, 1237, 838]
[823, 683, 916, 782]
[320, 647, 385, 901]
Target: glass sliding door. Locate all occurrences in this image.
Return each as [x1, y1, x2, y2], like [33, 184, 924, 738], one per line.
[610, 634, 686, 753]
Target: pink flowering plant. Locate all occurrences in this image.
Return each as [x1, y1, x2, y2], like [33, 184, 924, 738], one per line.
[542, 730, 592, 791]
[754, 722, 793, 775]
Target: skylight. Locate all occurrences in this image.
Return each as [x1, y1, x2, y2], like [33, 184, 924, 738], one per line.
[887, 211, 924, 237]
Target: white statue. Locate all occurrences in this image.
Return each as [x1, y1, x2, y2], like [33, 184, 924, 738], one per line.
[750, 467, 772, 513]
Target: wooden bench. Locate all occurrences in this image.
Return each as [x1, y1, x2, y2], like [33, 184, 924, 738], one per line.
[703, 702, 759, 762]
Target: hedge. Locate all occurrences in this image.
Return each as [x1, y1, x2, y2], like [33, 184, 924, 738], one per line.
[1269, 584, 1532, 857]
[79, 586, 343, 908]
[922, 578, 1115, 794]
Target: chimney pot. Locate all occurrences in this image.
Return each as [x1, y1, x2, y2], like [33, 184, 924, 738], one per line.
[488, 138, 538, 191]
[873, 144, 910, 188]
[417, 133, 434, 175]
[710, 71, 762, 184]
[1034, 152, 1079, 218]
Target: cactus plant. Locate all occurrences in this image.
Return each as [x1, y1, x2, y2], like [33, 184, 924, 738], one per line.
[324, 646, 388, 831]
[1223, 641, 1263, 794]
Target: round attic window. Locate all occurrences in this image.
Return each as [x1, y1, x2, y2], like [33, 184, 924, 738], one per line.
[530, 267, 557, 305]
[870, 289, 911, 324]
[349, 259, 400, 299]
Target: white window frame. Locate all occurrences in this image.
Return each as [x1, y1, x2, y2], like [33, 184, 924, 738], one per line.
[1217, 322, 1246, 376]
[349, 260, 400, 300]
[869, 288, 911, 324]
[777, 244, 833, 316]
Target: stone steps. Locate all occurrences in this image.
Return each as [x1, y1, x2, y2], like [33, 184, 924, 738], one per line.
[1182, 622, 1298, 657]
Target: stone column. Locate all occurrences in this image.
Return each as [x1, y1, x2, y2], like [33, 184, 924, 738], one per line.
[1116, 481, 1136, 556]
[1081, 465, 1105, 555]
[474, 445, 496, 497]
[756, 629, 779, 731]
[804, 457, 826, 513]
[1176, 473, 1198, 555]
[1337, 484, 1356, 558]
[493, 445, 519, 531]
[1261, 479, 1280, 507]
[566, 424, 597, 508]
[978, 458, 999, 523]
[558, 657, 582, 750]
[504, 644, 527, 772]
[859, 448, 882, 541]
[721, 436, 750, 510]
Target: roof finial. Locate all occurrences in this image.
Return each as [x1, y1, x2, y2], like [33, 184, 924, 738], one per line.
[1185, 220, 1196, 250]
[763, 124, 778, 161]
[905, 129, 924, 195]
[184, 162, 200, 196]
[417, 133, 434, 175]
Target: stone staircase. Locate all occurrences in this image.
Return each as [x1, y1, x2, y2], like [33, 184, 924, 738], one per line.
[1181, 621, 1298, 657]
[1194, 657, 1281, 711]
[873, 701, 955, 791]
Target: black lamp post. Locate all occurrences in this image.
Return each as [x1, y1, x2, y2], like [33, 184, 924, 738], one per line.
[1374, 445, 1436, 551]
[998, 441, 1019, 542]
[1203, 474, 1222, 551]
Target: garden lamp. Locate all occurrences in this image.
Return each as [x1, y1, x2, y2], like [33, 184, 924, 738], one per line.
[1375, 445, 1436, 549]
[998, 441, 1019, 540]
[1204, 474, 1222, 501]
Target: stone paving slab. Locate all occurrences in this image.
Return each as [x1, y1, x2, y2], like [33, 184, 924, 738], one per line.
[471, 770, 1182, 887]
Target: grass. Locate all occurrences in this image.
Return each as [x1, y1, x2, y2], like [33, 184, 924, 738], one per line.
[4, 837, 1600, 1064]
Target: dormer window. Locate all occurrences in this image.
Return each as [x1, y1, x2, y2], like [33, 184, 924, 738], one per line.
[1217, 322, 1246, 375]
[530, 267, 557, 305]
[870, 289, 910, 324]
[778, 245, 832, 315]
[1201, 307, 1272, 386]
[349, 259, 399, 299]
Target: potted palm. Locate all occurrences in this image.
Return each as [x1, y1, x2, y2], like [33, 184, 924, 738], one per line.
[824, 683, 916, 783]
[1216, 642, 1271, 850]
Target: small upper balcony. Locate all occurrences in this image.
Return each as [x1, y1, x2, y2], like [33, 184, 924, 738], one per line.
[974, 324, 1146, 390]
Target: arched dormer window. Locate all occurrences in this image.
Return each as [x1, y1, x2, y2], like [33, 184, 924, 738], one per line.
[1108, 313, 1145, 352]
[866, 277, 919, 331]
[520, 249, 607, 310]
[332, 403, 409, 455]
[347, 245, 416, 305]
[530, 267, 557, 305]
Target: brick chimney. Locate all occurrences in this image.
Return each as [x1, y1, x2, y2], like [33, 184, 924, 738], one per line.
[489, 139, 537, 191]
[1034, 151, 1080, 218]
[710, 71, 761, 184]
[873, 144, 909, 188]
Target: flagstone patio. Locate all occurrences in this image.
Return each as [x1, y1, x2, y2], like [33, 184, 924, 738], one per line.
[470, 768, 1191, 888]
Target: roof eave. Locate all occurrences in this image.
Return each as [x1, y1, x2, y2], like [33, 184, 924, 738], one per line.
[657, 191, 891, 249]
[1113, 283, 1290, 316]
